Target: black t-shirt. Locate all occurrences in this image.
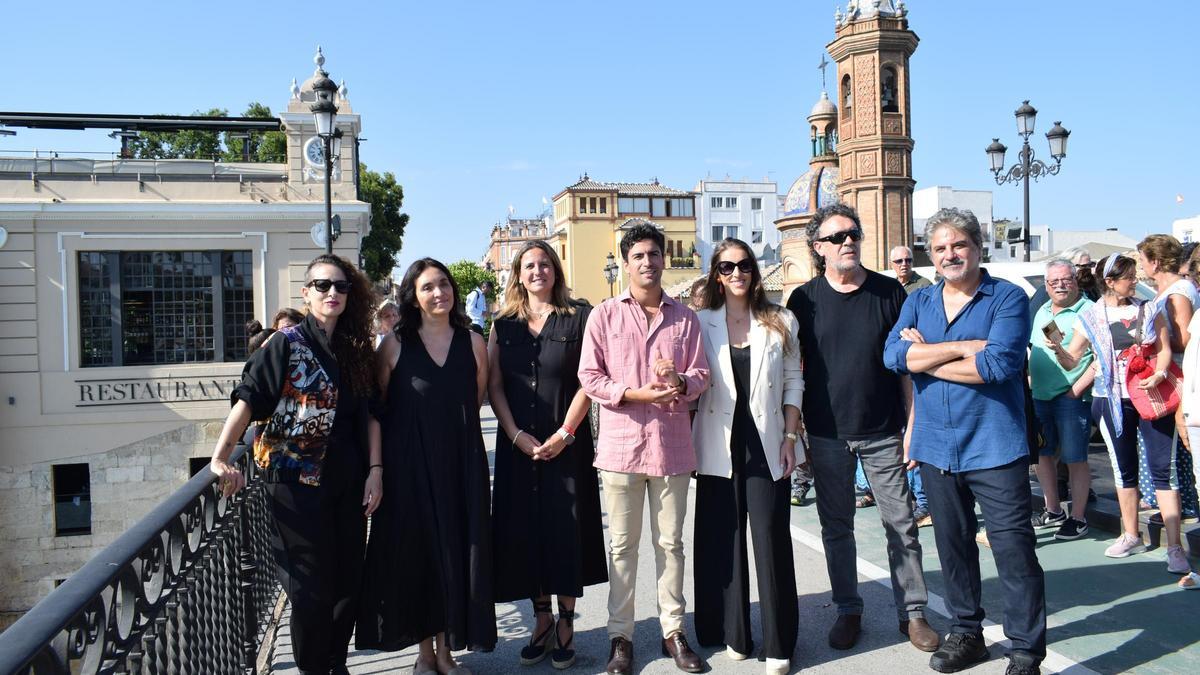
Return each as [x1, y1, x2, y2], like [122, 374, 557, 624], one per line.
[787, 269, 907, 440]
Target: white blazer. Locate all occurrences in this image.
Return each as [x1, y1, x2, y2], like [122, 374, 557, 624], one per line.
[692, 305, 804, 481]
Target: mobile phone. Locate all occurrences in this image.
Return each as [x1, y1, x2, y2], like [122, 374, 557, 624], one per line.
[1042, 321, 1064, 345]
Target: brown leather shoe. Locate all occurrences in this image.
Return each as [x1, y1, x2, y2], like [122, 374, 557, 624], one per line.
[606, 636, 633, 675]
[661, 631, 704, 673]
[901, 617, 940, 652]
[827, 614, 862, 650]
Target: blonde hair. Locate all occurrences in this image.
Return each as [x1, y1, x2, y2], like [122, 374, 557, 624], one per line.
[497, 240, 577, 321]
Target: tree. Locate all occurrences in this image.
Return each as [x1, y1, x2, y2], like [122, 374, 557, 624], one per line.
[446, 260, 497, 305]
[222, 102, 286, 163]
[359, 163, 410, 282]
[127, 108, 227, 159]
[127, 104, 285, 162]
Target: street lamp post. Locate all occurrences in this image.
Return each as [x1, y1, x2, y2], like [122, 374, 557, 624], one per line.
[603, 252, 619, 298]
[310, 48, 340, 255]
[986, 100, 1070, 262]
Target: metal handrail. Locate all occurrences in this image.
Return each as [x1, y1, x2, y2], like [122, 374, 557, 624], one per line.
[0, 444, 280, 675]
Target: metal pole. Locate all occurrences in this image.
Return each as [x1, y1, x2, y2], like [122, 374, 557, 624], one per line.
[1022, 140, 1031, 262]
[324, 134, 333, 255]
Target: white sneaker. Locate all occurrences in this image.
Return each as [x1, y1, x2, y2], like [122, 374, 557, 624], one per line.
[764, 657, 790, 674]
[1167, 545, 1191, 574]
[726, 646, 751, 661]
[1104, 533, 1146, 558]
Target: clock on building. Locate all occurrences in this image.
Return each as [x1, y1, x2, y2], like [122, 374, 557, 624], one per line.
[304, 136, 327, 167]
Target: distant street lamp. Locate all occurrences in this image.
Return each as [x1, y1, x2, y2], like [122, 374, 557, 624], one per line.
[986, 100, 1070, 262]
[603, 252, 619, 298]
[310, 47, 341, 255]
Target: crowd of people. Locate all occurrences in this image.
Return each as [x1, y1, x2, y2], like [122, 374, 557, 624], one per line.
[207, 206, 1199, 675]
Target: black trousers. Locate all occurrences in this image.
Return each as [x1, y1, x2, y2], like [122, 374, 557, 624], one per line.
[694, 445, 798, 659]
[920, 459, 1046, 661]
[266, 478, 366, 674]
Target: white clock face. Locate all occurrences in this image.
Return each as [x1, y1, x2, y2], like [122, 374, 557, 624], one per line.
[304, 136, 325, 167]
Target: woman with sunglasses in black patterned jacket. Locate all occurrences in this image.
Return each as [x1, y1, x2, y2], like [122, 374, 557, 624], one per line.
[208, 254, 380, 675]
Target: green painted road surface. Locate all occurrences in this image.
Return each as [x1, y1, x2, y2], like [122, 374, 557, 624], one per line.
[272, 409, 1199, 674]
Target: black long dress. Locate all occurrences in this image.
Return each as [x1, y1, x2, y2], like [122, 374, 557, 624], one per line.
[491, 307, 607, 601]
[356, 328, 497, 652]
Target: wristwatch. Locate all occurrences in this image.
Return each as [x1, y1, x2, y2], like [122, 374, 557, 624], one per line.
[784, 431, 800, 442]
[556, 428, 576, 445]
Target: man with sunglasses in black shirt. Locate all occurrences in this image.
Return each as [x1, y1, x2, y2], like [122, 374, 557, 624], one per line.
[786, 203, 937, 654]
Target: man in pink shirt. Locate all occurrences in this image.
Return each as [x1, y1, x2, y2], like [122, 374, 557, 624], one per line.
[579, 224, 710, 675]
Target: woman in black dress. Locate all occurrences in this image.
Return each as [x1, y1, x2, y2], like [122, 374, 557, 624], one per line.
[209, 254, 381, 675]
[488, 241, 605, 669]
[357, 258, 495, 674]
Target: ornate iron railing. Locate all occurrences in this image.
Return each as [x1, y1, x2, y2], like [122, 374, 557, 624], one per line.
[0, 444, 281, 675]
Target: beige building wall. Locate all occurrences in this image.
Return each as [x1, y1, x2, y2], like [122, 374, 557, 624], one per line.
[0, 59, 371, 618]
[551, 179, 698, 304]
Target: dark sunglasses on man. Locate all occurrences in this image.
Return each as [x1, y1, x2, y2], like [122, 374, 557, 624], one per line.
[815, 228, 863, 245]
[716, 259, 755, 276]
[892, 257, 913, 265]
[306, 278, 352, 294]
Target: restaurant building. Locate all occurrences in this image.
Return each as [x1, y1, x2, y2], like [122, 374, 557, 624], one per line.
[0, 50, 368, 622]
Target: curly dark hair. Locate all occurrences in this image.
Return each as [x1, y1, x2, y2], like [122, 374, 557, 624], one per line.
[806, 202, 861, 275]
[304, 254, 377, 397]
[395, 258, 471, 336]
[703, 238, 794, 355]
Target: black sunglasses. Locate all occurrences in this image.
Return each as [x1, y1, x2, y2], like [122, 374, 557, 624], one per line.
[892, 257, 913, 264]
[307, 278, 352, 294]
[815, 228, 863, 245]
[716, 259, 755, 276]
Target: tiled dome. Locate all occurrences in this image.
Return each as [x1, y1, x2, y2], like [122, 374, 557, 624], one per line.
[782, 166, 840, 217]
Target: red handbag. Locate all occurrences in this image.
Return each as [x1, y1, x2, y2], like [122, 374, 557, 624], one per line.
[1121, 303, 1182, 420]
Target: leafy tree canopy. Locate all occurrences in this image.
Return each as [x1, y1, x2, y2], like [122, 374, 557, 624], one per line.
[446, 260, 498, 304]
[359, 163, 410, 282]
[126, 103, 284, 162]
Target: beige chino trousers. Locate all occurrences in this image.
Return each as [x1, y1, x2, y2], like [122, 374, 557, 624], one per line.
[599, 469, 692, 641]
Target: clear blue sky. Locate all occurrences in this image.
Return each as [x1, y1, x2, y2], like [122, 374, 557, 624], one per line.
[7, 1, 1198, 274]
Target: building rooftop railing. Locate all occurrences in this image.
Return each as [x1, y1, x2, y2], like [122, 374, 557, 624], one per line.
[0, 151, 286, 180]
[0, 444, 281, 675]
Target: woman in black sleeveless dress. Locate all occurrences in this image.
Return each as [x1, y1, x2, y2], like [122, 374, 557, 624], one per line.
[488, 241, 606, 669]
[357, 258, 495, 675]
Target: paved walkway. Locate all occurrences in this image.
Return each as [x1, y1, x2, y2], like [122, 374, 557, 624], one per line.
[272, 408, 1200, 674]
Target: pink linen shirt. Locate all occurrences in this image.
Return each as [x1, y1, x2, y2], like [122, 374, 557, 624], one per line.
[579, 289, 709, 476]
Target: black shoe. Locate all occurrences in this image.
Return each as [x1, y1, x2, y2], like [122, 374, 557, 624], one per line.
[329, 666, 351, 675]
[521, 599, 554, 665]
[1005, 652, 1041, 675]
[551, 601, 576, 670]
[1054, 517, 1088, 541]
[1030, 509, 1066, 529]
[828, 614, 862, 650]
[929, 632, 988, 673]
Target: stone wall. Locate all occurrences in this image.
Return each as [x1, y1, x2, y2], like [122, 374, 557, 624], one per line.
[0, 421, 222, 623]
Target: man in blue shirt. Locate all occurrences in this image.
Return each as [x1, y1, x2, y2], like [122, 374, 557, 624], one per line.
[883, 208, 1045, 675]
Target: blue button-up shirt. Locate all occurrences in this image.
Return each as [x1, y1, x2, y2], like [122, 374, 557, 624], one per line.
[883, 270, 1031, 472]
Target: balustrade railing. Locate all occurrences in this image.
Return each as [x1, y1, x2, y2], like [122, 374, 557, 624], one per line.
[0, 444, 280, 675]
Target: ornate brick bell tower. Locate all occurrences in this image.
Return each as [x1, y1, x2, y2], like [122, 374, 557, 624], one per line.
[828, 0, 919, 271]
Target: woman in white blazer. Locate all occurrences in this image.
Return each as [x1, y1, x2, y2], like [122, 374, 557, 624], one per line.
[691, 239, 803, 674]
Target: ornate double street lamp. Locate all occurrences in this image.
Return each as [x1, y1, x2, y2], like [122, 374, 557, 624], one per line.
[310, 48, 342, 255]
[985, 100, 1070, 262]
[603, 252, 620, 298]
